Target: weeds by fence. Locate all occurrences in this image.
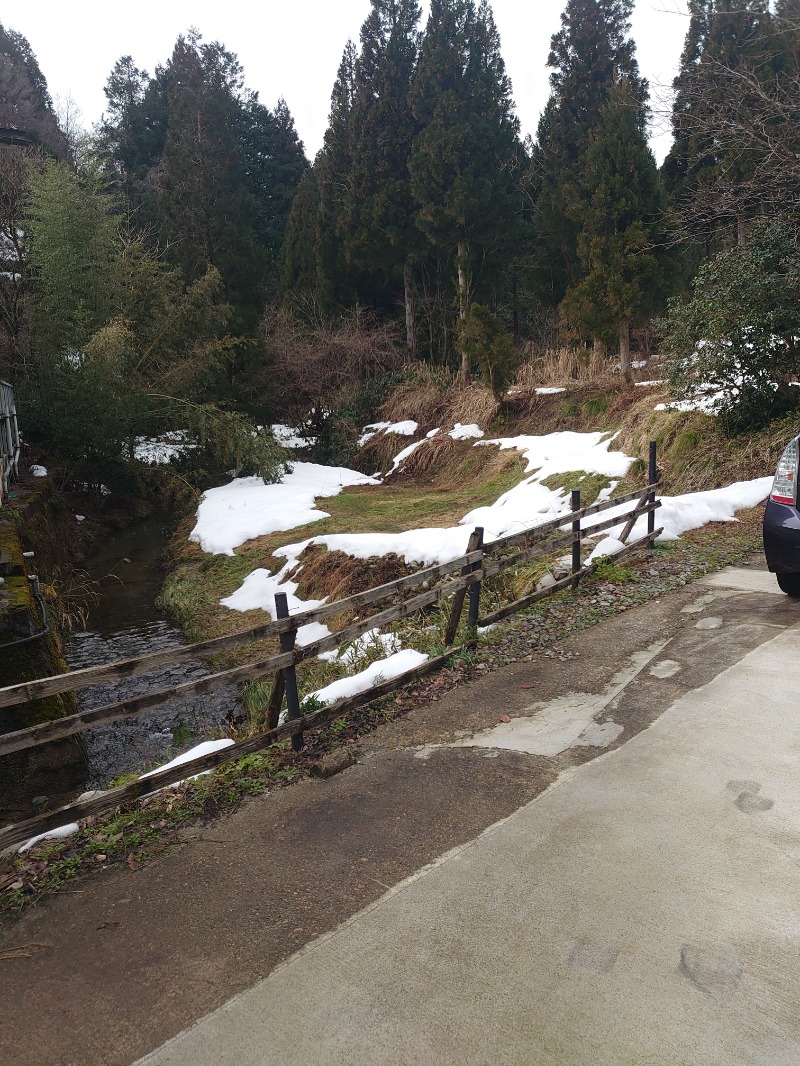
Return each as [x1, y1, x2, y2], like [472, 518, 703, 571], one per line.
[0, 450, 662, 850]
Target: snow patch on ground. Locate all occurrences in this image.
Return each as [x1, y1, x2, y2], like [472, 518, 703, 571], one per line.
[190, 462, 379, 556]
[655, 396, 718, 414]
[307, 649, 428, 707]
[535, 387, 567, 395]
[134, 431, 193, 464]
[221, 567, 330, 647]
[450, 423, 484, 440]
[384, 420, 418, 436]
[275, 526, 476, 571]
[272, 424, 309, 449]
[478, 431, 633, 480]
[584, 477, 772, 543]
[19, 821, 79, 853]
[358, 422, 393, 447]
[140, 739, 235, 787]
[587, 537, 627, 562]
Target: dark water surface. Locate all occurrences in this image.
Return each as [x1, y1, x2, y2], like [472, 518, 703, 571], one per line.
[65, 516, 240, 788]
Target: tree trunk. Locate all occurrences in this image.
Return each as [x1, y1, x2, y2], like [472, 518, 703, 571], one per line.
[457, 240, 470, 385]
[737, 214, 746, 248]
[511, 273, 520, 347]
[403, 260, 416, 360]
[618, 320, 633, 384]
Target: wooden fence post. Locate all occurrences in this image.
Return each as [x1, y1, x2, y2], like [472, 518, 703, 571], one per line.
[467, 526, 484, 640]
[445, 527, 484, 647]
[648, 440, 657, 546]
[274, 592, 303, 751]
[266, 670, 285, 731]
[571, 489, 581, 589]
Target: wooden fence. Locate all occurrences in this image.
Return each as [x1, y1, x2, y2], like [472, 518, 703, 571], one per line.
[0, 452, 662, 850]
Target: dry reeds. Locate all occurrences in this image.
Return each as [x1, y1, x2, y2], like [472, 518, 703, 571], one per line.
[399, 432, 458, 479]
[291, 546, 410, 604]
[379, 376, 499, 435]
[514, 346, 618, 389]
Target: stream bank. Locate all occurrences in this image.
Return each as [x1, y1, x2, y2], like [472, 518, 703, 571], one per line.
[0, 481, 86, 825]
[63, 514, 242, 788]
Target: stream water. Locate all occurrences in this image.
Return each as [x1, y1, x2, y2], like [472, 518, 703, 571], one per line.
[64, 516, 241, 788]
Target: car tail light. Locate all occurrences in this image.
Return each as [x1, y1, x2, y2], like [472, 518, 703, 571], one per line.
[771, 437, 799, 504]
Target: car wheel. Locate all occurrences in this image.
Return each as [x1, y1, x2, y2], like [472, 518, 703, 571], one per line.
[776, 573, 800, 597]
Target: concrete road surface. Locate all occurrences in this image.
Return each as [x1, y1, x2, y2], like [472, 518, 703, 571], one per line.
[137, 568, 800, 1066]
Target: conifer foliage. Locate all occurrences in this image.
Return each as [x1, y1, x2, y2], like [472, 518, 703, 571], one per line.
[347, 0, 422, 349]
[533, 0, 647, 308]
[663, 0, 799, 243]
[289, 0, 524, 380]
[410, 0, 521, 380]
[98, 32, 308, 334]
[560, 80, 667, 380]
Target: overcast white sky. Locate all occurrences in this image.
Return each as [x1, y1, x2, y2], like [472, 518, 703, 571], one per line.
[10, 0, 689, 162]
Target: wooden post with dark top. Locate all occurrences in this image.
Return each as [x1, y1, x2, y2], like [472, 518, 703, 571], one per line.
[274, 592, 303, 751]
[648, 441, 657, 546]
[571, 489, 581, 588]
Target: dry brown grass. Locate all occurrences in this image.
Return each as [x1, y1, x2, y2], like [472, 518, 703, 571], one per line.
[614, 394, 788, 493]
[399, 433, 459, 479]
[379, 377, 500, 436]
[514, 347, 617, 389]
[289, 546, 410, 604]
[379, 378, 447, 428]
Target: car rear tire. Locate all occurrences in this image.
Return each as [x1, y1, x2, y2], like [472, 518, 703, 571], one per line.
[776, 573, 800, 597]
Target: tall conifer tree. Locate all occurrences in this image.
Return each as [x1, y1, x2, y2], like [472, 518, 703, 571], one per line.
[410, 0, 521, 381]
[663, 1, 791, 245]
[560, 80, 668, 380]
[533, 0, 645, 312]
[314, 41, 359, 309]
[347, 0, 422, 351]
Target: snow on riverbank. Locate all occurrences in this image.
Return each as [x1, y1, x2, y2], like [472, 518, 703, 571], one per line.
[197, 426, 770, 638]
[190, 463, 379, 555]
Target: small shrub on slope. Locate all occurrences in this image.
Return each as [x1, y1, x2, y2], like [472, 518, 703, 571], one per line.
[660, 222, 800, 435]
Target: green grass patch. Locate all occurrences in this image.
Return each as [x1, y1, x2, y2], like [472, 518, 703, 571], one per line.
[1, 745, 301, 917]
[159, 449, 527, 650]
[582, 395, 608, 418]
[540, 469, 612, 504]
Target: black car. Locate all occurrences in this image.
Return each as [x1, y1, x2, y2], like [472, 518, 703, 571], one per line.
[763, 434, 800, 595]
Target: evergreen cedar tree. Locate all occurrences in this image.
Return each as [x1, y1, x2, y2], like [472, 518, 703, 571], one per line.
[532, 0, 647, 313]
[98, 33, 308, 337]
[289, 0, 522, 381]
[663, 0, 799, 246]
[560, 80, 667, 380]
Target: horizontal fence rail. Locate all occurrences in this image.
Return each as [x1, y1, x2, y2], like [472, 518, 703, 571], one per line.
[0, 455, 663, 849]
[0, 551, 485, 710]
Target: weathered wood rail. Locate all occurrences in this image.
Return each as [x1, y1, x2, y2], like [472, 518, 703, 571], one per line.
[0, 449, 662, 850]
